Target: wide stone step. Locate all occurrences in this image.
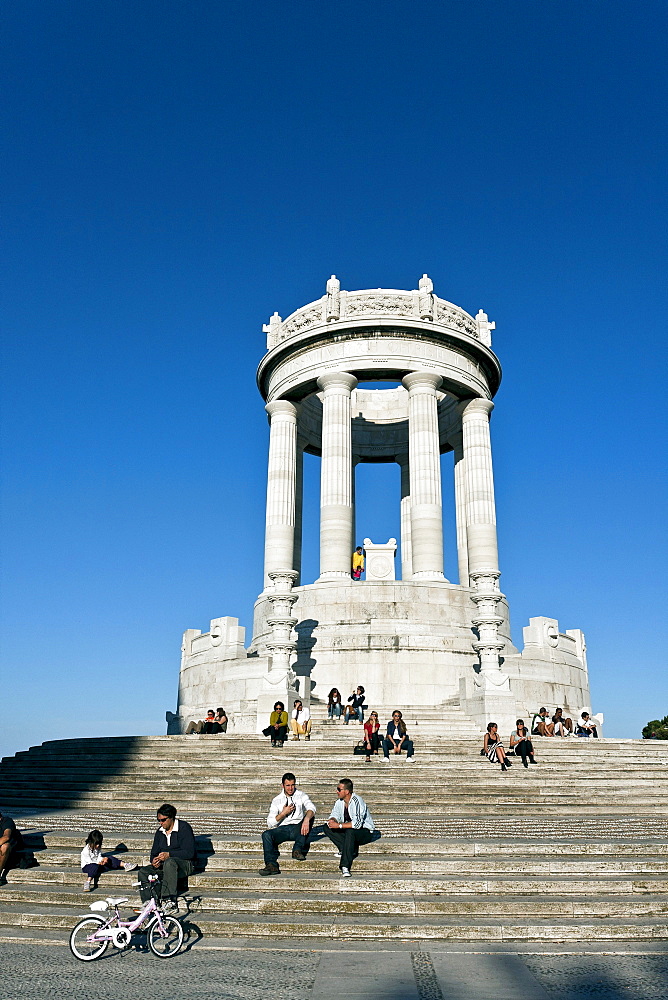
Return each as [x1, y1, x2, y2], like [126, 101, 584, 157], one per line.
[21, 834, 668, 857]
[0, 904, 665, 942]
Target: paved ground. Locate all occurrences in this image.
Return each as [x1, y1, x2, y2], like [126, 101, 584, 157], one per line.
[1, 941, 668, 1000]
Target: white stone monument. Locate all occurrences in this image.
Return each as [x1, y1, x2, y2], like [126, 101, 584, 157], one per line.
[172, 277, 594, 735]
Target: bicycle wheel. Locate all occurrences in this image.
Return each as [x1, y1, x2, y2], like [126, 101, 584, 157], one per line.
[147, 914, 183, 958]
[69, 916, 109, 961]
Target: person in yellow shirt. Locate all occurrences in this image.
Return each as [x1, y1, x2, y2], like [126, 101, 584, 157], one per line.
[261, 702, 289, 747]
[352, 546, 365, 580]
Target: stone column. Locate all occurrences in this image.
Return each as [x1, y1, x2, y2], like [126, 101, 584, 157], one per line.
[451, 431, 469, 587]
[461, 398, 505, 675]
[402, 372, 445, 580]
[263, 400, 299, 589]
[397, 452, 413, 579]
[292, 437, 305, 586]
[317, 372, 358, 580]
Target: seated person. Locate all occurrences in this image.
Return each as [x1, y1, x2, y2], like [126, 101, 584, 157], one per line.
[531, 708, 554, 737]
[482, 722, 512, 772]
[363, 711, 381, 762]
[328, 688, 343, 719]
[185, 709, 216, 734]
[344, 686, 366, 725]
[206, 707, 228, 734]
[137, 804, 195, 913]
[290, 700, 312, 741]
[576, 711, 599, 738]
[552, 707, 573, 737]
[0, 811, 23, 886]
[382, 710, 415, 762]
[509, 719, 537, 767]
[262, 702, 289, 746]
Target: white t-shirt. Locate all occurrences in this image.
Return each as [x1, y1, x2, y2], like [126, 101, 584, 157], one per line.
[292, 707, 310, 725]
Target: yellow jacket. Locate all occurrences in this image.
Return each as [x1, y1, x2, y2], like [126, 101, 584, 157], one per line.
[269, 710, 288, 727]
[352, 551, 365, 570]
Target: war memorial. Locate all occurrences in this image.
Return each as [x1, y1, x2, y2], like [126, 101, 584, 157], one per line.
[0, 277, 666, 959]
[174, 275, 591, 738]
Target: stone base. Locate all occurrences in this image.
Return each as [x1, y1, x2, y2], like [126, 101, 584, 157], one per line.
[173, 591, 592, 734]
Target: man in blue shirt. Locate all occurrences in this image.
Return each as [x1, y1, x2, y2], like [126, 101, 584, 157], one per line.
[325, 778, 376, 878]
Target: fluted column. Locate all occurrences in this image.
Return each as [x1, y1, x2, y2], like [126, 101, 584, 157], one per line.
[451, 431, 469, 587]
[263, 400, 299, 588]
[461, 397, 504, 675]
[397, 452, 413, 579]
[402, 372, 445, 580]
[292, 437, 305, 585]
[317, 372, 358, 580]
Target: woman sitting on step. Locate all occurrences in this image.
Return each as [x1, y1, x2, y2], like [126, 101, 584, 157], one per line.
[509, 719, 537, 767]
[363, 711, 382, 761]
[482, 722, 512, 772]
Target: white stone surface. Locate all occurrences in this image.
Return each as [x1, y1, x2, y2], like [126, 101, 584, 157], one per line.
[263, 399, 299, 587]
[317, 372, 357, 580]
[362, 537, 397, 581]
[171, 277, 595, 735]
[403, 372, 446, 580]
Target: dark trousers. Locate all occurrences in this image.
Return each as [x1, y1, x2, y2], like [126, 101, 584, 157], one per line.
[513, 739, 535, 762]
[262, 725, 288, 743]
[137, 857, 193, 901]
[262, 822, 310, 865]
[82, 856, 123, 880]
[382, 738, 414, 758]
[365, 732, 381, 753]
[325, 826, 374, 871]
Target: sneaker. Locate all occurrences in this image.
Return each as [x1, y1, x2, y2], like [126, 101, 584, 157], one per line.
[259, 863, 281, 876]
[332, 851, 342, 859]
[406, 756, 416, 763]
[340, 867, 351, 878]
[291, 849, 306, 861]
[83, 879, 94, 891]
[381, 757, 390, 763]
[304, 735, 310, 741]
[123, 862, 138, 872]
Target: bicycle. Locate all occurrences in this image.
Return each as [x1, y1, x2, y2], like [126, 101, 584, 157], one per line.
[69, 882, 184, 961]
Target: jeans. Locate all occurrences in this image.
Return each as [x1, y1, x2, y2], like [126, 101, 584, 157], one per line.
[137, 857, 194, 901]
[382, 737, 414, 758]
[344, 707, 363, 724]
[328, 704, 342, 719]
[325, 826, 375, 871]
[262, 823, 310, 865]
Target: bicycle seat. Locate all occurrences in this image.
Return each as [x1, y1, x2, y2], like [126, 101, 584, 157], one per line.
[106, 896, 129, 906]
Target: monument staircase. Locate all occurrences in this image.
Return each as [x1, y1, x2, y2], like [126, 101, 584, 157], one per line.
[1, 725, 668, 947]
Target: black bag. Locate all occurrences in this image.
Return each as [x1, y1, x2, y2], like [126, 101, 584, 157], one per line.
[353, 741, 368, 756]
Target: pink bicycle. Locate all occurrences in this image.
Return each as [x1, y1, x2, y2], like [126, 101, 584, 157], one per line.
[69, 890, 184, 960]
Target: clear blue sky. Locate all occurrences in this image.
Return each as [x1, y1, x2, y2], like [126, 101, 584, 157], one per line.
[2, 0, 666, 757]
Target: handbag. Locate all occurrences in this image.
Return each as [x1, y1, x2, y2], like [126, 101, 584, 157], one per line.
[353, 741, 368, 755]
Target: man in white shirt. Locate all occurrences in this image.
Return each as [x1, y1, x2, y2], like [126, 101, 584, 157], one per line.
[259, 772, 316, 876]
[325, 777, 376, 878]
[290, 699, 312, 741]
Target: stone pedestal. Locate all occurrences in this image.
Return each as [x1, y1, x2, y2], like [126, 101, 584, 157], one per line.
[363, 538, 397, 581]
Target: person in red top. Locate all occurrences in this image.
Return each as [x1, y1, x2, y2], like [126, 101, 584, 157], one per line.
[362, 711, 381, 762]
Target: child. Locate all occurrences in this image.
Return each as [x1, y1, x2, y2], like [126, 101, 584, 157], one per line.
[81, 830, 137, 892]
